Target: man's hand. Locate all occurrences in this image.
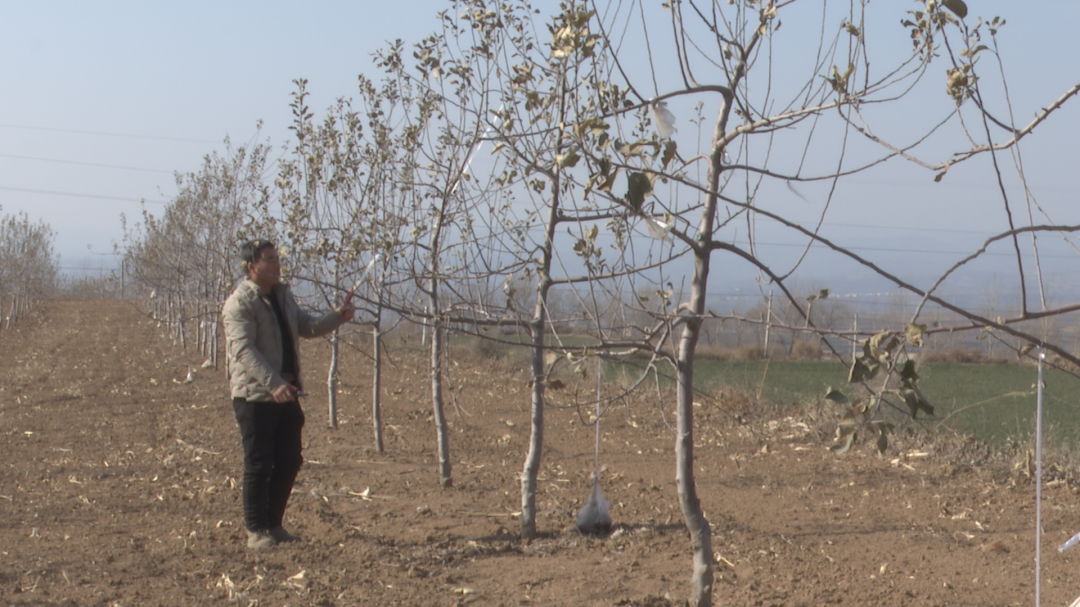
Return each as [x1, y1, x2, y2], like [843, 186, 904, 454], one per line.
[271, 383, 298, 403]
[339, 304, 355, 322]
[339, 288, 355, 322]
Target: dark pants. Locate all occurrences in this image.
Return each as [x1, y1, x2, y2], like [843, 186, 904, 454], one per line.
[232, 398, 305, 532]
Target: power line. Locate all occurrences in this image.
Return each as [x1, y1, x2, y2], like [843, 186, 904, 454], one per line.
[840, 177, 1080, 195]
[750, 239, 1080, 259]
[0, 185, 167, 204]
[0, 122, 221, 144]
[786, 220, 991, 235]
[0, 153, 174, 174]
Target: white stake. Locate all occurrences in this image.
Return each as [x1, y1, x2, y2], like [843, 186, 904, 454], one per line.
[1036, 346, 1044, 607]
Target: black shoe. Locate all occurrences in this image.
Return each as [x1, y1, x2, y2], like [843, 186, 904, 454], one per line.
[268, 526, 301, 543]
[247, 529, 277, 549]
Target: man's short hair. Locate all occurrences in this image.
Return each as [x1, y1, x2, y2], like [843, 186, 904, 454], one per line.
[239, 239, 276, 267]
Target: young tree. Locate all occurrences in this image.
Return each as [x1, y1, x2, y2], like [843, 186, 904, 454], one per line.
[123, 138, 270, 363]
[562, 1, 1080, 604]
[268, 74, 427, 442]
[411, 0, 688, 534]
[372, 36, 509, 486]
[0, 207, 58, 328]
[273, 81, 376, 428]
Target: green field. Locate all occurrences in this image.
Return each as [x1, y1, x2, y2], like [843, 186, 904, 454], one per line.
[612, 358, 1080, 448]
[448, 335, 1080, 448]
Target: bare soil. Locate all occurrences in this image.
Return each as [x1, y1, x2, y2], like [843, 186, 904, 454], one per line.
[3, 299, 1080, 606]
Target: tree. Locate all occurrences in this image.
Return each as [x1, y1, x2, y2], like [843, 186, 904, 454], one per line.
[409, 0, 688, 534]
[123, 137, 270, 363]
[0, 206, 58, 328]
[272, 80, 382, 429]
[562, 1, 1080, 604]
[122, 2, 1080, 604]
[265, 74, 428, 444]
[373, 35, 511, 486]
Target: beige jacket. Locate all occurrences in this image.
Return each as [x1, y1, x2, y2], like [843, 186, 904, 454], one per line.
[222, 279, 344, 401]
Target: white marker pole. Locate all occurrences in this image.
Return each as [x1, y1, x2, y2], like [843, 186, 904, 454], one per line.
[1035, 347, 1044, 607]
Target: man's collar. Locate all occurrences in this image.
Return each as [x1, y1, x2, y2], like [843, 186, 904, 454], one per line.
[245, 279, 287, 297]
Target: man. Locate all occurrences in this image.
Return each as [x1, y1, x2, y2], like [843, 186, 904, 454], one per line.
[222, 239, 353, 549]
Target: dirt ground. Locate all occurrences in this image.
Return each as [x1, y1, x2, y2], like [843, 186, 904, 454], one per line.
[3, 299, 1080, 606]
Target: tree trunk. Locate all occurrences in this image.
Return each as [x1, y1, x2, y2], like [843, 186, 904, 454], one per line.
[372, 299, 384, 453]
[327, 327, 340, 428]
[5, 294, 16, 329]
[327, 265, 343, 428]
[520, 311, 546, 539]
[211, 310, 219, 369]
[672, 90, 740, 606]
[196, 304, 205, 355]
[178, 294, 187, 349]
[203, 301, 212, 360]
[675, 219, 716, 605]
[430, 319, 451, 486]
[422, 305, 429, 347]
[169, 296, 177, 344]
[676, 320, 714, 607]
[520, 167, 560, 539]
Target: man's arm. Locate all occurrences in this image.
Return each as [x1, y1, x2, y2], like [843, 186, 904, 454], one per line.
[291, 292, 350, 339]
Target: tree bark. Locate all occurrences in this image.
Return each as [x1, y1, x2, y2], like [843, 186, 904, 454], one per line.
[372, 303, 384, 453]
[520, 168, 561, 539]
[674, 89, 738, 606]
[178, 294, 187, 350]
[676, 321, 714, 607]
[327, 327, 340, 428]
[520, 308, 546, 539]
[211, 310, 219, 369]
[430, 319, 451, 487]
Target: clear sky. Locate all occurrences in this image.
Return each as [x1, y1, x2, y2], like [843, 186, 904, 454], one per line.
[2, 0, 1079, 308]
[1, 0, 455, 271]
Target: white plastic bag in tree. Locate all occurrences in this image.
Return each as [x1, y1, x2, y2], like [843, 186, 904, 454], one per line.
[644, 216, 672, 242]
[651, 101, 677, 139]
[575, 477, 612, 534]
